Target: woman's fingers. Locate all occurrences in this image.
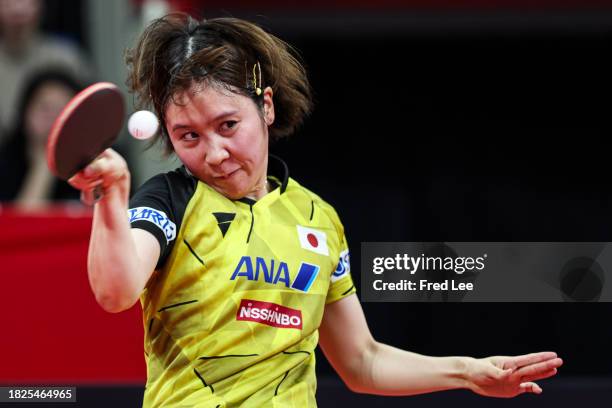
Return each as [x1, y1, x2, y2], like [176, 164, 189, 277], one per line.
[67, 148, 128, 191]
[504, 352, 558, 371]
[68, 172, 101, 191]
[511, 357, 563, 381]
[519, 382, 542, 394]
[520, 368, 558, 383]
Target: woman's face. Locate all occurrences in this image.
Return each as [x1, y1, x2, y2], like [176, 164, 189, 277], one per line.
[165, 83, 275, 200]
[25, 81, 75, 147]
[0, 0, 40, 36]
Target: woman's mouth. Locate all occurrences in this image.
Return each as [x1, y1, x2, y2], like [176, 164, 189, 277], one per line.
[214, 168, 240, 179]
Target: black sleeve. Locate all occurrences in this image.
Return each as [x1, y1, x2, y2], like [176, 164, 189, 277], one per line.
[128, 167, 197, 269]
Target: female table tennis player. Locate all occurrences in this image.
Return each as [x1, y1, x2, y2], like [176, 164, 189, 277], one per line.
[68, 13, 562, 407]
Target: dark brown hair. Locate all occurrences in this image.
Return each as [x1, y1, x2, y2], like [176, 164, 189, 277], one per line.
[126, 13, 313, 153]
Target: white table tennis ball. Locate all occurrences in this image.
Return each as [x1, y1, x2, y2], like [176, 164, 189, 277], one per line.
[128, 110, 159, 140]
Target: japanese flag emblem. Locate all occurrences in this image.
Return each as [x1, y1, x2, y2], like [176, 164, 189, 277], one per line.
[297, 225, 329, 256]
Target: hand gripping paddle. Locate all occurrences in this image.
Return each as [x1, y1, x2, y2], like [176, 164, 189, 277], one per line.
[46, 82, 125, 205]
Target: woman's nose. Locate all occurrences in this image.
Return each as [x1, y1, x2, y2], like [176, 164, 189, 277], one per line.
[205, 138, 230, 165]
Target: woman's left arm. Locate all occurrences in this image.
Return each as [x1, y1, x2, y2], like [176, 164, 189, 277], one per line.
[318, 294, 562, 398]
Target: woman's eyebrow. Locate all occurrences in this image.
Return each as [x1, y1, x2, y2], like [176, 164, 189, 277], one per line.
[171, 110, 239, 132]
[171, 124, 190, 132]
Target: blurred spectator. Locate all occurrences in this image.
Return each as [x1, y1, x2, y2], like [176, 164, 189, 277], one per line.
[0, 0, 91, 148]
[0, 69, 82, 208]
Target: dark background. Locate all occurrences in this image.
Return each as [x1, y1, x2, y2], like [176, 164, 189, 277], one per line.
[267, 15, 612, 377]
[33, 1, 612, 406]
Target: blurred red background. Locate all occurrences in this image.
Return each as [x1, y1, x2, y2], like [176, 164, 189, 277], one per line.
[0, 207, 145, 384]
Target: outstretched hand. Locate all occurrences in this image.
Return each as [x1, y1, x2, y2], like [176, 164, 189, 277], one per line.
[467, 351, 563, 398]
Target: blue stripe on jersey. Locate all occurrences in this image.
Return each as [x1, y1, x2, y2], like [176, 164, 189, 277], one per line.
[291, 263, 320, 292]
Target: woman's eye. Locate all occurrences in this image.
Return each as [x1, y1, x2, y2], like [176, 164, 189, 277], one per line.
[181, 132, 199, 140]
[220, 120, 238, 133]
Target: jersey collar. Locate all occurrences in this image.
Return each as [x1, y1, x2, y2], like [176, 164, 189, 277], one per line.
[268, 153, 289, 194]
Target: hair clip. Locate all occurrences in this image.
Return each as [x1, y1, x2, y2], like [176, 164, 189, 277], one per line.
[252, 62, 262, 96]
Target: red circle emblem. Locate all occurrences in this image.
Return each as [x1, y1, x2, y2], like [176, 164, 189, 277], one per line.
[307, 233, 319, 247]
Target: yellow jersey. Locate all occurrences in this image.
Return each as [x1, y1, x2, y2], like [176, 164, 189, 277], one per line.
[128, 155, 355, 407]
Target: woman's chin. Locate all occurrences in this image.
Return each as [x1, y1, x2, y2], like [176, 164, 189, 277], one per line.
[210, 183, 247, 200]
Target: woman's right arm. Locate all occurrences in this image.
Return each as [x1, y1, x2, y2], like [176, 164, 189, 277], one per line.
[69, 148, 160, 313]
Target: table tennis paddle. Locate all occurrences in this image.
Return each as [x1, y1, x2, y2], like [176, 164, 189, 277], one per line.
[46, 82, 125, 205]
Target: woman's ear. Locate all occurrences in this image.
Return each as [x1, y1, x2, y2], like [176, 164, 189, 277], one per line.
[262, 86, 275, 126]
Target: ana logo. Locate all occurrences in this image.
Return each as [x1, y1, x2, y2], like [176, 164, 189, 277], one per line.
[297, 225, 328, 256]
[230, 256, 320, 292]
[237, 299, 302, 329]
[128, 207, 176, 242]
[331, 249, 351, 282]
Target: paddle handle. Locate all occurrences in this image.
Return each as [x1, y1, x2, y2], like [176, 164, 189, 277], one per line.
[80, 185, 103, 206]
